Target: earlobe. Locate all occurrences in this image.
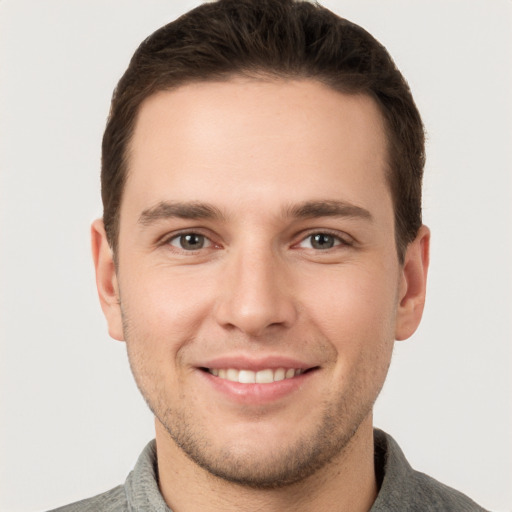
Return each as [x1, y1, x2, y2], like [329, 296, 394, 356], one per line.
[395, 225, 430, 341]
[91, 219, 125, 341]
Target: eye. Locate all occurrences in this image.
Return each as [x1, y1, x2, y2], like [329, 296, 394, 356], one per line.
[168, 233, 212, 251]
[299, 232, 344, 250]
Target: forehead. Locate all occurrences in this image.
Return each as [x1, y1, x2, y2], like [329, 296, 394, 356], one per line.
[122, 78, 390, 223]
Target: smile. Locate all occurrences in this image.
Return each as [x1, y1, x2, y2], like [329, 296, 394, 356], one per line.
[206, 368, 306, 384]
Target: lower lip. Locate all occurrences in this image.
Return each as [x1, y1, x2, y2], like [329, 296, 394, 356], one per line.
[198, 369, 316, 405]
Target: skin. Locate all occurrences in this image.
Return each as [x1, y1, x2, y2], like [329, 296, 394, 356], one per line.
[92, 78, 429, 512]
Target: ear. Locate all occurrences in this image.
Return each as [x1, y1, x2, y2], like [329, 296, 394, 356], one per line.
[395, 225, 430, 341]
[91, 219, 124, 341]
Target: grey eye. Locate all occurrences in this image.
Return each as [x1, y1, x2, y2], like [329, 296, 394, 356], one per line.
[310, 233, 336, 249]
[298, 233, 341, 250]
[169, 233, 209, 250]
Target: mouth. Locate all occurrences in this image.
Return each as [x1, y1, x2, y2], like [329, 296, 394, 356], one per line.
[200, 367, 317, 384]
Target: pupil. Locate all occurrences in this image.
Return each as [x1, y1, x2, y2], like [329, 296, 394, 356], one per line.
[312, 233, 334, 249]
[181, 234, 204, 249]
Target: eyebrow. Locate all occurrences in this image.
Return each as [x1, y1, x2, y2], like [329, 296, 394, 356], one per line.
[284, 200, 373, 222]
[138, 201, 224, 225]
[138, 199, 373, 226]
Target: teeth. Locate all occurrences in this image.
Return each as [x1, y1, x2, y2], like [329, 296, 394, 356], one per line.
[208, 367, 305, 384]
[274, 368, 285, 381]
[226, 368, 238, 381]
[238, 370, 256, 383]
[255, 369, 273, 384]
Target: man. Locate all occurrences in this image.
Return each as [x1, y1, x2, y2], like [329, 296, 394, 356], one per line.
[52, 0, 487, 510]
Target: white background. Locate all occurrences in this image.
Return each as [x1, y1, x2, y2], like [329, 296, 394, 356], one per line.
[1, 1, 511, 511]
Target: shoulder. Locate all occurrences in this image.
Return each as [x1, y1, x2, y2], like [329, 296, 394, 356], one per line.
[46, 440, 168, 512]
[372, 429, 488, 512]
[47, 484, 127, 512]
[406, 469, 488, 511]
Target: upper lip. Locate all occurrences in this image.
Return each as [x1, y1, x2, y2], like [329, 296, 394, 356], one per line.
[197, 355, 317, 372]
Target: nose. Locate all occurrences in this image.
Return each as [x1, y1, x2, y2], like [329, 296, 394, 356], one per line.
[213, 245, 298, 337]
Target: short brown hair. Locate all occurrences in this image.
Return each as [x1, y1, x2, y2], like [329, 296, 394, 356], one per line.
[102, 0, 425, 262]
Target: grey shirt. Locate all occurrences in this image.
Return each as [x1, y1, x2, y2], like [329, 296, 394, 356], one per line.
[49, 429, 487, 511]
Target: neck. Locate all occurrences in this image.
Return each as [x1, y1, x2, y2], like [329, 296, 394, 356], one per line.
[155, 416, 378, 512]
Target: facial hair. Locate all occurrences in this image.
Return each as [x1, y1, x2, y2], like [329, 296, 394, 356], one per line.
[122, 310, 392, 489]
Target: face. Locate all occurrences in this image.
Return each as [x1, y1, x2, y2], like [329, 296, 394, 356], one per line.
[93, 78, 428, 488]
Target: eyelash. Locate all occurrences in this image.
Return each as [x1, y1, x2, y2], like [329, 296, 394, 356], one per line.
[161, 230, 217, 252]
[161, 229, 353, 253]
[295, 230, 353, 251]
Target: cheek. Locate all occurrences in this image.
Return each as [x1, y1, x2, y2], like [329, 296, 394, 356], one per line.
[119, 267, 215, 350]
[301, 263, 399, 348]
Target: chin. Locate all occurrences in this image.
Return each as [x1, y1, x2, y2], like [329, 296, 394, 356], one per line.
[157, 399, 372, 489]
